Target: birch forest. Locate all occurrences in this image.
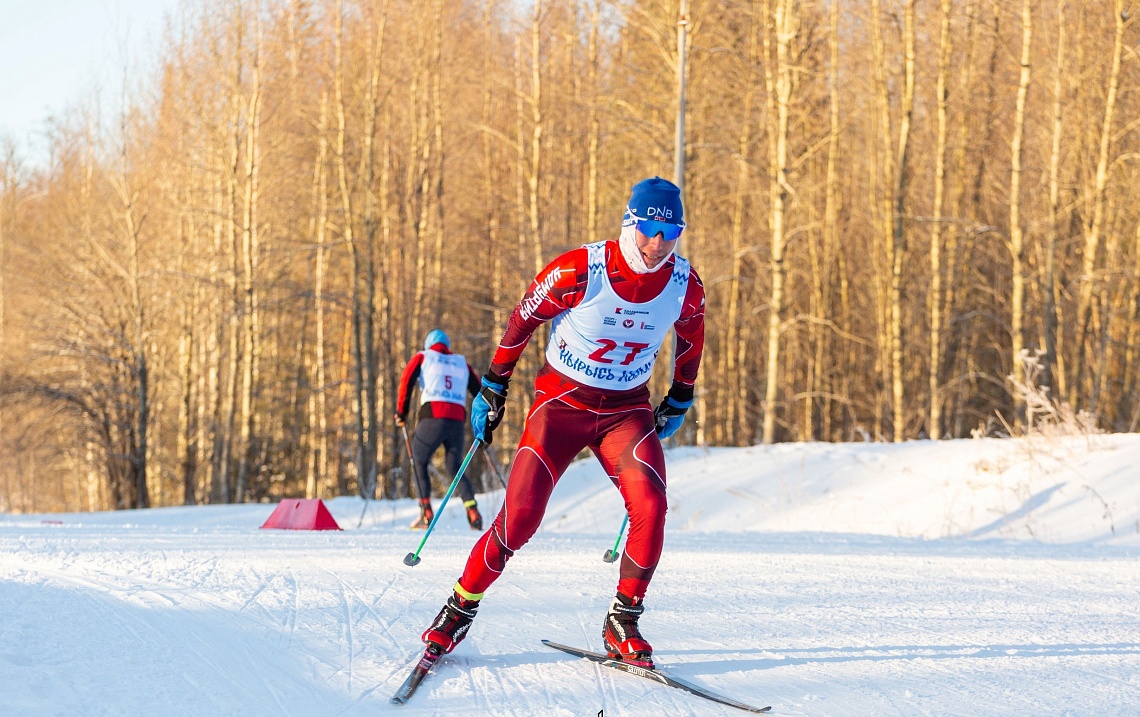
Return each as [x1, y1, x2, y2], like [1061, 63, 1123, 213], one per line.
[2, 0, 1139, 512]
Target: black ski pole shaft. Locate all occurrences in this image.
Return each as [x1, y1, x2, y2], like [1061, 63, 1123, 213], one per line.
[356, 494, 370, 529]
[401, 424, 416, 468]
[603, 514, 628, 563]
[356, 463, 381, 529]
[400, 423, 421, 497]
[483, 447, 508, 490]
[403, 439, 482, 566]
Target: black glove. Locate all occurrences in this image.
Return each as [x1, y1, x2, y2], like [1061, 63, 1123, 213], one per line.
[471, 372, 509, 444]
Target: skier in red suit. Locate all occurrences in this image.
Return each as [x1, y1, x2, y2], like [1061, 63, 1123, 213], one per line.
[395, 329, 484, 530]
[420, 177, 705, 668]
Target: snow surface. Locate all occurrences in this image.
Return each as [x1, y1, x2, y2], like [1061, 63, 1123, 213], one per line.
[2, 435, 1139, 716]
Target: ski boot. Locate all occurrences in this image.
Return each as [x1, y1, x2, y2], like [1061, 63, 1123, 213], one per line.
[602, 592, 654, 668]
[422, 589, 481, 654]
[464, 499, 483, 530]
[410, 499, 433, 530]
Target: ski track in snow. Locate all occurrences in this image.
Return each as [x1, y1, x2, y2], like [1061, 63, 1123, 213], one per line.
[2, 436, 1140, 715]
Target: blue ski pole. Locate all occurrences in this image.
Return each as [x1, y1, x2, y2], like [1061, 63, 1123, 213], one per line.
[602, 514, 628, 563]
[403, 439, 483, 566]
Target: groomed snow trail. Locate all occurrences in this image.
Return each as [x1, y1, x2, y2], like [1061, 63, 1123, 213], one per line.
[2, 436, 1139, 715]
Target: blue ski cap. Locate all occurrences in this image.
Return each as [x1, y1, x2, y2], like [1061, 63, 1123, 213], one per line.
[424, 329, 450, 350]
[623, 176, 685, 242]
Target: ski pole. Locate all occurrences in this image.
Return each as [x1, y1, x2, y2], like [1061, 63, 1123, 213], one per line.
[356, 426, 409, 529]
[602, 514, 628, 563]
[356, 494, 370, 529]
[483, 447, 509, 490]
[403, 439, 483, 567]
[398, 422, 429, 502]
[401, 423, 416, 481]
[355, 463, 380, 529]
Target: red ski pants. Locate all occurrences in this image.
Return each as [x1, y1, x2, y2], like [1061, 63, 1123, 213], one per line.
[457, 382, 668, 600]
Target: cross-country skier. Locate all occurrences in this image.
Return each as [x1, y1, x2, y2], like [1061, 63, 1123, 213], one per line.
[419, 176, 705, 668]
[395, 329, 484, 530]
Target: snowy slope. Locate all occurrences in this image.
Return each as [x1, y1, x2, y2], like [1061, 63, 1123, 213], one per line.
[2, 436, 1139, 716]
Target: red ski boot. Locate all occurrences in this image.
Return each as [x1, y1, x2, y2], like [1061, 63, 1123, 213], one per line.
[410, 499, 433, 530]
[464, 500, 483, 530]
[422, 591, 480, 654]
[602, 592, 654, 668]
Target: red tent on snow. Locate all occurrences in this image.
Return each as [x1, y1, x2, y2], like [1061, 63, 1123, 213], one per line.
[260, 498, 342, 531]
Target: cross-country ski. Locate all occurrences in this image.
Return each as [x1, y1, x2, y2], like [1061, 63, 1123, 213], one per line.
[542, 640, 771, 713]
[390, 644, 443, 706]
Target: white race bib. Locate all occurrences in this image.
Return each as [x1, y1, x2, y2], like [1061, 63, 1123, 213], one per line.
[419, 350, 468, 406]
[546, 242, 689, 390]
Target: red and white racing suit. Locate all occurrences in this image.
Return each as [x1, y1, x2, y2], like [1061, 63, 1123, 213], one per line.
[456, 239, 705, 601]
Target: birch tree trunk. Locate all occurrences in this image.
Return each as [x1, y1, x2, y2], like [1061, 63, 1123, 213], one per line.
[236, 15, 263, 503]
[218, 20, 245, 503]
[431, 0, 445, 322]
[307, 92, 331, 500]
[723, 2, 759, 445]
[529, 0, 545, 280]
[941, 0, 980, 433]
[929, 0, 952, 440]
[821, 0, 841, 442]
[891, 0, 916, 442]
[871, 0, 915, 442]
[1007, 0, 1033, 428]
[586, 0, 600, 246]
[484, 1, 504, 329]
[107, 98, 152, 509]
[761, 0, 795, 445]
[1124, 218, 1140, 428]
[360, 0, 388, 498]
[178, 210, 198, 504]
[333, 0, 363, 495]
[1043, 0, 1066, 400]
[1072, 1, 1127, 408]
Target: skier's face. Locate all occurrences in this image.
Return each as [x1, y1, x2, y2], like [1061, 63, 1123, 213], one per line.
[634, 228, 679, 269]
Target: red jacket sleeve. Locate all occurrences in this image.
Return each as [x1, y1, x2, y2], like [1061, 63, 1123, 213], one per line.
[670, 267, 705, 401]
[488, 247, 590, 379]
[396, 352, 425, 417]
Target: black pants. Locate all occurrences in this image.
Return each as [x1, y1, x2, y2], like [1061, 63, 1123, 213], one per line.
[412, 417, 475, 503]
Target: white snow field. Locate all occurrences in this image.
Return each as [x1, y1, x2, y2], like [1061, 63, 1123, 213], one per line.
[2, 435, 1139, 716]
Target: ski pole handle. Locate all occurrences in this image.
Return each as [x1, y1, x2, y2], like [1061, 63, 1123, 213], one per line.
[403, 439, 483, 566]
[602, 514, 629, 563]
